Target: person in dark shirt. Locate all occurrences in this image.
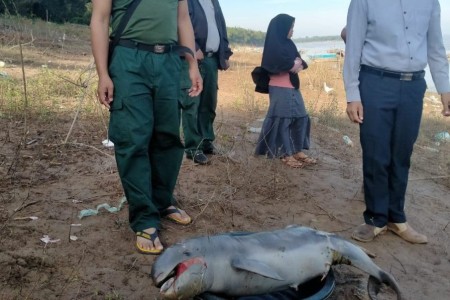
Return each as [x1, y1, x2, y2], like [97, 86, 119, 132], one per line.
[181, 0, 233, 165]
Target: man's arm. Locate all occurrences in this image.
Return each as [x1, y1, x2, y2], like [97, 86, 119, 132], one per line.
[427, 0, 450, 117]
[343, 0, 368, 123]
[341, 27, 347, 43]
[90, 0, 113, 108]
[178, 0, 203, 97]
[216, 0, 232, 69]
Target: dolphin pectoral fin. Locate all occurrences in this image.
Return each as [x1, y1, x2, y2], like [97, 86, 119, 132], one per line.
[231, 257, 284, 281]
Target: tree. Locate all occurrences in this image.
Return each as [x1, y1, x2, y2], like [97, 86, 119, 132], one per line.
[0, 0, 91, 24]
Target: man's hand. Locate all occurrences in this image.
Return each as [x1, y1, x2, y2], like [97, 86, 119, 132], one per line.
[188, 66, 203, 97]
[441, 92, 450, 117]
[196, 49, 204, 61]
[97, 75, 114, 109]
[346, 101, 364, 124]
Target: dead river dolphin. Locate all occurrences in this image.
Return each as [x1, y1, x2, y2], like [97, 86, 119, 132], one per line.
[151, 225, 402, 299]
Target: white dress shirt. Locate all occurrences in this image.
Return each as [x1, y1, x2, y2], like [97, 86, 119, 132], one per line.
[199, 0, 220, 53]
[343, 0, 450, 102]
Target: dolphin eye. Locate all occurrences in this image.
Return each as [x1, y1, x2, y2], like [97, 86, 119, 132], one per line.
[182, 250, 191, 257]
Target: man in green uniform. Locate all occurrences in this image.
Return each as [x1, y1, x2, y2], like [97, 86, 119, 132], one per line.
[181, 0, 232, 165]
[90, 0, 202, 254]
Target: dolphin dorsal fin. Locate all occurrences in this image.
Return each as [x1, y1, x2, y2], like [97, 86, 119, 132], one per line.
[231, 257, 284, 281]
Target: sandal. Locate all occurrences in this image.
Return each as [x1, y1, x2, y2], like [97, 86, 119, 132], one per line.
[136, 230, 163, 255]
[161, 207, 192, 225]
[281, 156, 304, 168]
[293, 153, 318, 165]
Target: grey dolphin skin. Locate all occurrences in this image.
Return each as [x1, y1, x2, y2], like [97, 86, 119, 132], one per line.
[151, 225, 402, 300]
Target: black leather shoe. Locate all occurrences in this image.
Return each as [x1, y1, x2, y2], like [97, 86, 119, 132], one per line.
[186, 152, 209, 165]
[203, 146, 217, 155]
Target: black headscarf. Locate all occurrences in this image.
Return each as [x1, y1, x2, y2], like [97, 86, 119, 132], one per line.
[261, 14, 299, 74]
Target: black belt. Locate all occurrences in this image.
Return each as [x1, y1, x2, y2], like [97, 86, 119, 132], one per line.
[205, 51, 217, 58]
[360, 65, 425, 81]
[116, 39, 194, 57]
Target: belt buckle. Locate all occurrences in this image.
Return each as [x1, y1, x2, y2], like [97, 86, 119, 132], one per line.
[154, 44, 166, 54]
[400, 73, 413, 81]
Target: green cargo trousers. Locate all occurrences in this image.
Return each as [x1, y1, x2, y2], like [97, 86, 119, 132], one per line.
[108, 46, 184, 232]
[181, 56, 218, 154]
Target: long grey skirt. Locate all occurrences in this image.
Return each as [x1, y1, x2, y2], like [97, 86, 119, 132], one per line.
[255, 86, 311, 158]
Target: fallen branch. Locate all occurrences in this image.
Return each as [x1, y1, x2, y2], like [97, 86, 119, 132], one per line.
[14, 200, 39, 212]
[409, 175, 449, 181]
[314, 204, 336, 220]
[63, 62, 96, 144]
[67, 142, 115, 159]
[443, 221, 449, 232]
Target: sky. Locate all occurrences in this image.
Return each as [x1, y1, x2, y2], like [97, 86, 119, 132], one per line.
[220, 0, 450, 38]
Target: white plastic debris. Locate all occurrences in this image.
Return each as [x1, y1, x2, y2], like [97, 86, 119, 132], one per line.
[40, 235, 60, 245]
[434, 131, 450, 142]
[14, 216, 38, 221]
[70, 235, 78, 241]
[0, 61, 5, 68]
[102, 139, 114, 148]
[248, 127, 262, 133]
[343, 135, 354, 147]
[72, 199, 83, 204]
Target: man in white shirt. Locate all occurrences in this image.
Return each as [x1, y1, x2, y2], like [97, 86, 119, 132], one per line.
[343, 0, 450, 244]
[181, 0, 232, 165]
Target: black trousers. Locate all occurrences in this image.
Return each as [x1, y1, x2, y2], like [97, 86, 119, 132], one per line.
[358, 70, 427, 227]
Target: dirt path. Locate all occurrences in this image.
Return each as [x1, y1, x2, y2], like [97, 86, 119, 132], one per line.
[0, 48, 449, 299]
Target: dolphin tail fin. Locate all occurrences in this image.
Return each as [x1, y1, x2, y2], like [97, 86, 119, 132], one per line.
[330, 236, 403, 300]
[368, 274, 404, 300]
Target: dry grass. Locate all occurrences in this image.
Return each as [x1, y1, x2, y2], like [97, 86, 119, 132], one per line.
[0, 19, 449, 300]
[0, 17, 448, 185]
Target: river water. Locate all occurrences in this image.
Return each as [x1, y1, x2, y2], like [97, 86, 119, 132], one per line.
[296, 35, 450, 92]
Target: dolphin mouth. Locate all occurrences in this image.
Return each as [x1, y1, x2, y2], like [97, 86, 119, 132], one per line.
[155, 257, 207, 288]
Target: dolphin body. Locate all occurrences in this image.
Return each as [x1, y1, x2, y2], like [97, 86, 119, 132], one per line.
[151, 225, 402, 300]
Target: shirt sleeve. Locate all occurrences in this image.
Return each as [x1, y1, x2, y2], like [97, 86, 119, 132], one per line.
[427, 0, 450, 94]
[343, 0, 368, 102]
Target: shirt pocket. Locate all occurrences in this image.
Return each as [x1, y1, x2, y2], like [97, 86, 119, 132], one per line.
[410, 7, 432, 37]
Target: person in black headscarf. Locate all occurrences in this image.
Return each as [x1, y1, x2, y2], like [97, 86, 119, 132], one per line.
[255, 14, 316, 168]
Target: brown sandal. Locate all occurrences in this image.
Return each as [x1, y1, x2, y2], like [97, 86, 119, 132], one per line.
[281, 156, 304, 168]
[293, 153, 317, 165]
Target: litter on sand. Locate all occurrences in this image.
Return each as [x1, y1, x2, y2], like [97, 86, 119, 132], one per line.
[102, 139, 114, 148]
[248, 127, 262, 133]
[343, 135, 354, 147]
[14, 216, 39, 221]
[70, 235, 78, 241]
[78, 196, 127, 219]
[434, 131, 450, 142]
[40, 235, 60, 245]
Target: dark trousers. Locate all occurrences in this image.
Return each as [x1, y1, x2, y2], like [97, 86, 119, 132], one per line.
[179, 60, 203, 154]
[181, 56, 218, 154]
[358, 71, 426, 227]
[108, 46, 184, 232]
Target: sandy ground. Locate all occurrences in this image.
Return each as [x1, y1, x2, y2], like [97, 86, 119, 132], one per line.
[0, 48, 449, 300]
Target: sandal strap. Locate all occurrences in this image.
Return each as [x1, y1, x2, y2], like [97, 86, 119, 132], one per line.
[281, 157, 304, 168]
[161, 207, 181, 217]
[136, 231, 158, 241]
